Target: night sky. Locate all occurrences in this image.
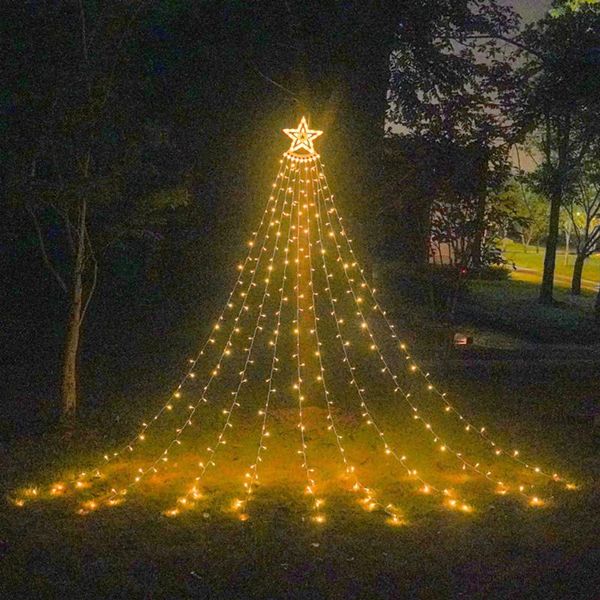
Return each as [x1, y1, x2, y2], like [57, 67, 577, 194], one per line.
[510, 0, 553, 22]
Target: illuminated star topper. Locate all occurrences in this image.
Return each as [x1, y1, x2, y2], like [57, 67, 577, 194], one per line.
[283, 116, 323, 155]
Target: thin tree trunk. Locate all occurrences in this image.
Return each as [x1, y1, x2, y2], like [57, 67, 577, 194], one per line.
[61, 275, 82, 423]
[61, 198, 87, 424]
[571, 252, 585, 296]
[539, 190, 561, 304]
[564, 228, 570, 265]
[470, 194, 487, 270]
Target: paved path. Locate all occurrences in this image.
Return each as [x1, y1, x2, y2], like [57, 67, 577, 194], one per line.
[512, 266, 599, 292]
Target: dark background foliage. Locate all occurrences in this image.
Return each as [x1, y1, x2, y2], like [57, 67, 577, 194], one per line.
[0, 0, 597, 436]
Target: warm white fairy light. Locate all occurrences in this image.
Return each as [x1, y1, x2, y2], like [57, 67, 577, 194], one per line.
[309, 163, 446, 504]
[313, 160, 564, 502]
[238, 171, 296, 519]
[165, 165, 299, 512]
[28, 118, 573, 520]
[293, 162, 318, 504]
[94, 162, 298, 508]
[315, 156, 570, 489]
[312, 163, 520, 504]
[304, 166, 400, 522]
[64, 161, 294, 497]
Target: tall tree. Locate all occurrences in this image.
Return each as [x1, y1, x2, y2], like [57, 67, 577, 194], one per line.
[385, 1, 518, 268]
[2, 2, 186, 426]
[234, 1, 518, 263]
[503, 179, 548, 253]
[515, 3, 600, 304]
[564, 155, 600, 294]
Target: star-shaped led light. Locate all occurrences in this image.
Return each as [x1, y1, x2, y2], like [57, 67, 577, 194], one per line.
[283, 116, 323, 155]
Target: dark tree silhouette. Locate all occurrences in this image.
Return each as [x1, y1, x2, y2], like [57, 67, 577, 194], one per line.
[514, 5, 600, 304]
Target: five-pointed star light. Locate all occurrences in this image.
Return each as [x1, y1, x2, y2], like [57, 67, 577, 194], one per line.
[283, 116, 323, 155]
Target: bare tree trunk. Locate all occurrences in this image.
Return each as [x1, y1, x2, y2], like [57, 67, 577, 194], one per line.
[571, 252, 585, 296]
[61, 198, 87, 425]
[539, 190, 561, 305]
[61, 275, 82, 423]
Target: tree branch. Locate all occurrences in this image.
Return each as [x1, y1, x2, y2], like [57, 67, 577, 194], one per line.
[251, 63, 301, 103]
[463, 35, 546, 61]
[79, 219, 97, 326]
[93, 2, 152, 119]
[26, 204, 68, 293]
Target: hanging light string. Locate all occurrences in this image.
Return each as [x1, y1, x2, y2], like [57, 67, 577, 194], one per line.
[313, 164, 542, 503]
[309, 163, 452, 507]
[237, 179, 298, 520]
[293, 158, 318, 506]
[167, 162, 299, 515]
[315, 157, 567, 488]
[92, 165, 297, 510]
[24, 119, 565, 519]
[67, 161, 293, 496]
[313, 169, 510, 502]
[304, 161, 402, 524]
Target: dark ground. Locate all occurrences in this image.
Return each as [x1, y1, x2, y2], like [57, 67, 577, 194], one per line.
[1, 247, 599, 598]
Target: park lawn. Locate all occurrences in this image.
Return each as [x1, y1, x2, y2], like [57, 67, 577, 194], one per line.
[503, 240, 600, 287]
[457, 278, 597, 345]
[376, 258, 597, 346]
[2, 255, 599, 599]
[1, 359, 598, 599]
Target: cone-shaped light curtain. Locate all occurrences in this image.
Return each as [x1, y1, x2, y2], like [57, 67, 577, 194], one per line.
[18, 118, 574, 522]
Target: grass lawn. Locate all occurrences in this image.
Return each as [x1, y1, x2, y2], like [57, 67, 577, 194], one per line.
[458, 279, 598, 345]
[1, 358, 598, 599]
[376, 259, 598, 346]
[2, 248, 599, 599]
[503, 241, 600, 289]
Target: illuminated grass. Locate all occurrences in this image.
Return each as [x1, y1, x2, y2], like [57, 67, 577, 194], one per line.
[2, 366, 598, 598]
